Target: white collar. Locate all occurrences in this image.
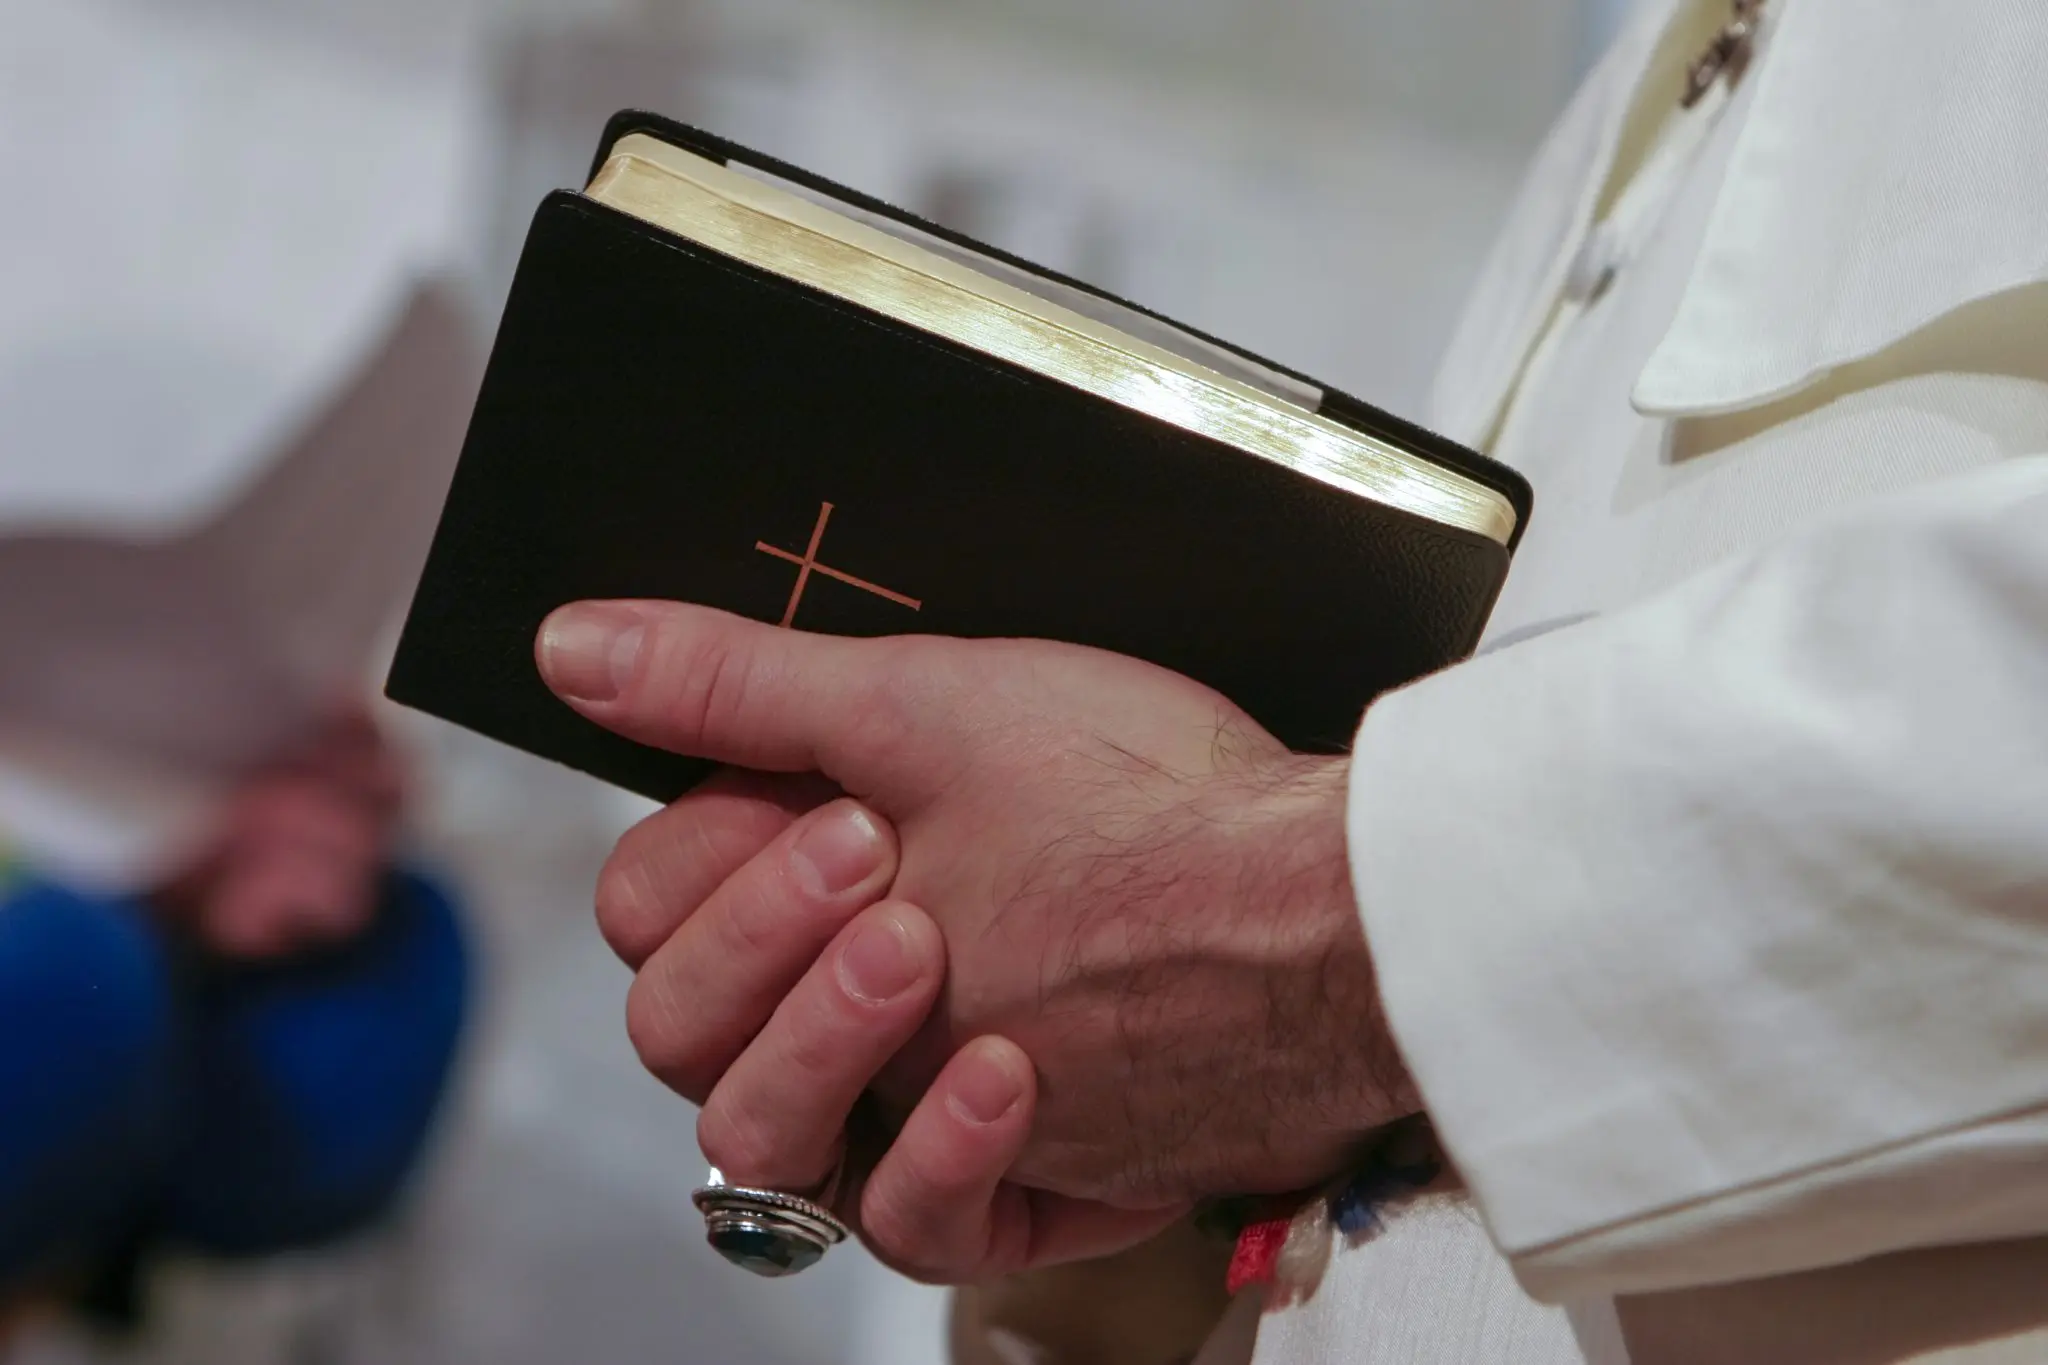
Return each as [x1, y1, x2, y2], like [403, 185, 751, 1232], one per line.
[1425, 0, 1692, 446]
[1634, 0, 2048, 416]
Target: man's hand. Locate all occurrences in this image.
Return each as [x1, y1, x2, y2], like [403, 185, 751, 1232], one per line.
[538, 602, 1420, 1277]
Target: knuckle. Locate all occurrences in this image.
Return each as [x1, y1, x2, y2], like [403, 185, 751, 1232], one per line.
[598, 796, 796, 965]
[623, 974, 715, 1101]
[774, 994, 854, 1084]
[615, 618, 747, 748]
[682, 634, 747, 746]
[592, 850, 661, 962]
[856, 1188, 926, 1270]
[843, 643, 924, 753]
[858, 1183, 957, 1283]
[712, 880, 787, 962]
[696, 1098, 779, 1183]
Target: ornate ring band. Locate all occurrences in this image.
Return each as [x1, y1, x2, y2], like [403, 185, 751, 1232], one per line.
[693, 1165, 851, 1278]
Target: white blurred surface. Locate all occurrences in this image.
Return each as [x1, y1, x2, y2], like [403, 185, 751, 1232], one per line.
[0, 0, 1599, 1359]
[0, 0, 472, 529]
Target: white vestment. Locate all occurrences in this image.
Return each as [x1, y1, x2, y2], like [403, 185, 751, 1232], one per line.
[1238, 1, 2048, 1360]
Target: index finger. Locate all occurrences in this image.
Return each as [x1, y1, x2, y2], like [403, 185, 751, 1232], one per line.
[597, 768, 837, 968]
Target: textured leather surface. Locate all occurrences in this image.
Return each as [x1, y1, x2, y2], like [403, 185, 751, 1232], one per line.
[387, 194, 1520, 803]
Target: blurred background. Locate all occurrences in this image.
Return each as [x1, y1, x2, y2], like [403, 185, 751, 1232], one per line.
[0, 0, 1637, 1361]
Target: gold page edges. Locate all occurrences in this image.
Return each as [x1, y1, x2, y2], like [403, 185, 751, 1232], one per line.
[585, 139, 1516, 546]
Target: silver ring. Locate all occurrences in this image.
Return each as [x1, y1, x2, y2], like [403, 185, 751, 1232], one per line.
[693, 1166, 850, 1278]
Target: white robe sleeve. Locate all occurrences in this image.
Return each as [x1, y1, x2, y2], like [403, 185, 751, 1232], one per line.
[1348, 453, 2048, 1303]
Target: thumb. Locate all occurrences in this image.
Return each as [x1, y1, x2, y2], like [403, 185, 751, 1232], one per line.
[537, 600, 909, 778]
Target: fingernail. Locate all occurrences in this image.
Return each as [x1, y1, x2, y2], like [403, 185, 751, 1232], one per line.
[539, 607, 644, 703]
[947, 1043, 1028, 1127]
[791, 804, 884, 897]
[837, 910, 924, 1005]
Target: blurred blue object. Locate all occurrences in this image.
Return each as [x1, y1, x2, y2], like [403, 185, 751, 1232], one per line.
[0, 881, 177, 1287]
[0, 870, 470, 1293]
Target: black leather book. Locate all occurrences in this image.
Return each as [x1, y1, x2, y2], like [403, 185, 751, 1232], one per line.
[386, 113, 1532, 802]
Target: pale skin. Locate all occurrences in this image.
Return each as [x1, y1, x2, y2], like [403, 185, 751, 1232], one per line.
[154, 707, 406, 960]
[538, 601, 1421, 1284]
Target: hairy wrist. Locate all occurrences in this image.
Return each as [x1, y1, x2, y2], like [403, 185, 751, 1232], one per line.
[1230, 758, 1422, 1171]
[1073, 754, 1424, 1201]
[1006, 744, 1423, 1205]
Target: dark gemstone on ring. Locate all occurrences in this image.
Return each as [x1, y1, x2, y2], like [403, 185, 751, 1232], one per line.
[709, 1226, 825, 1277]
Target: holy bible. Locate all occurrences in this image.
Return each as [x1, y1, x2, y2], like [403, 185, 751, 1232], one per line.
[386, 113, 1532, 802]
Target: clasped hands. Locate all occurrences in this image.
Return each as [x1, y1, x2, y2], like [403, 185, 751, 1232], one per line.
[538, 601, 1422, 1283]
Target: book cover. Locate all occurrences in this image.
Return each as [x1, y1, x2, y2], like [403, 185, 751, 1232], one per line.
[387, 118, 1530, 802]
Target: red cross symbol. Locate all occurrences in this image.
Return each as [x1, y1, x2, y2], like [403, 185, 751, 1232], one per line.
[755, 502, 922, 629]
